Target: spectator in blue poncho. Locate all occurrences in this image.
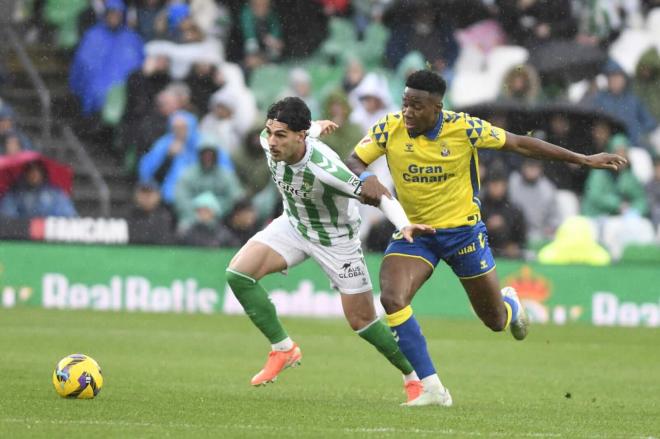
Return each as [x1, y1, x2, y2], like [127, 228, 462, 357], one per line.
[138, 111, 234, 204]
[69, 0, 144, 116]
[585, 60, 657, 149]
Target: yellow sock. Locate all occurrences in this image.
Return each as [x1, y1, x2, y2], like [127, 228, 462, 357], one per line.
[503, 302, 512, 330]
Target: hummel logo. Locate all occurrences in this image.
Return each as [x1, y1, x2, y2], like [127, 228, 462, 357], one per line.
[317, 156, 338, 173]
[392, 330, 400, 342]
[404, 143, 414, 152]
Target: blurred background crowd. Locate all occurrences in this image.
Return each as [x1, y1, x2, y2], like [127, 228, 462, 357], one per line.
[1, 0, 660, 264]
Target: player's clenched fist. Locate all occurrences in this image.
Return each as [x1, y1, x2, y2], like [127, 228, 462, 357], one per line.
[359, 175, 392, 206]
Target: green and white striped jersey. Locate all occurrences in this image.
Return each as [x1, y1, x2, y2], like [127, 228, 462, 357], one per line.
[260, 130, 362, 246]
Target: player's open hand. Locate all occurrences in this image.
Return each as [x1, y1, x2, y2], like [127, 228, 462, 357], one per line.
[583, 153, 628, 171]
[400, 224, 435, 243]
[359, 176, 392, 206]
[316, 120, 339, 135]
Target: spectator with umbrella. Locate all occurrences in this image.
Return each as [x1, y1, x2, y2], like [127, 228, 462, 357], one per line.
[0, 157, 76, 219]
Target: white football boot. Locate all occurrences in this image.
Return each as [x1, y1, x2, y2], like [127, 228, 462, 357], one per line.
[402, 386, 453, 407]
[502, 287, 529, 341]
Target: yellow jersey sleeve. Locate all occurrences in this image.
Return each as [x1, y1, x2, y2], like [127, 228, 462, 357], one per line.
[353, 115, 390, 165]
[464, 114, 506, 149]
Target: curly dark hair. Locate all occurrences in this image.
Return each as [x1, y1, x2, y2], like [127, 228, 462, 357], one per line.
[266, 97, 312, 132]
[405, 70, 447, 97]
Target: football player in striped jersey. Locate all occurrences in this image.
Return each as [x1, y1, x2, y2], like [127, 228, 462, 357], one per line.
[226, 97, 432, 403]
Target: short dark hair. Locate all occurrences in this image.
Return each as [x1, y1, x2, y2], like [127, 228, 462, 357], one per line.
[405, 70, 447, 97]
[266, 97, 311, 132]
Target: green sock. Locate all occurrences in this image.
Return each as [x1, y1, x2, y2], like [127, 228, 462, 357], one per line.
[225, 269, 288, 344]
[358, 319, 414, 375]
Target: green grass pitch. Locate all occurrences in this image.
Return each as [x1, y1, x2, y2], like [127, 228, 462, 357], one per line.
[1, 308, 658, 438]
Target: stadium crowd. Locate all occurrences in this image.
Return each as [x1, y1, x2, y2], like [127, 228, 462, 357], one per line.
[1, 0, 660, 262]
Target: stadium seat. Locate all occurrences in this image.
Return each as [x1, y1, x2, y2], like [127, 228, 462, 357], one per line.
[646, 8, 660, 42]
[102, 83, 127, 127]
[221, 62, 247, 90]
[601, 215, 655, 260]
[555, 190, 580, 223]
[357, 23, 389, 69]
[454, 44, 486, 74]
[567, 79, 590, 103]
[327, 17, 357, 44]
[44, 0, 88, 49]
[249, 64, 290, 110]
[306, 63, 343, 103]
[450, 45, 528, 106]
[620, 244, 660, 264]
[318, 17, 357, 62]
[449, 71, 495, 106]
[628, 147, 654, 185]
[609, 29, 655, 75]
[485, 45, 530, 87]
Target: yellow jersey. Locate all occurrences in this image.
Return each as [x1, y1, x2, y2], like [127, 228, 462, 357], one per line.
[354, 110, 506, 229]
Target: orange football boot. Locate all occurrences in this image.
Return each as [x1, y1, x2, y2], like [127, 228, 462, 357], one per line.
[250, 344, 302, 386]
[404, 380, 423, 403]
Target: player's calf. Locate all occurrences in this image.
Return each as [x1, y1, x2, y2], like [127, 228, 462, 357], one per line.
[479, 308, 509, 332]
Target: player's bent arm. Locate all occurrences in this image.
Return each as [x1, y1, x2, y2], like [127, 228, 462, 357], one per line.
[502, 132, 628, 171]
[346, 151, 369, 176]
[346, 152, 391, 206]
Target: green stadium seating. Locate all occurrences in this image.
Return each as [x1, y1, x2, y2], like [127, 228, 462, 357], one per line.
[619, 244, 660, 265]
[305, 63, 343, 102]
[357, 23, 389, 69]
[318, 18, 357, 63]
[44, 0, 88, 49]
[249, 64, 290, 110]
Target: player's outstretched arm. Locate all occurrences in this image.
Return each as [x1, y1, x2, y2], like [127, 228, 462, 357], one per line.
[502, 132, 628, 171]
[346, 152, 392, 206]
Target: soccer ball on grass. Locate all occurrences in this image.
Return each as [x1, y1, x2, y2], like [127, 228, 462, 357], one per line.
[52, 354, 103, 399]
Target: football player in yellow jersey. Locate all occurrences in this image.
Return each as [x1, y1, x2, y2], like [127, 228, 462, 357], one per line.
[346, 70, 628, 407]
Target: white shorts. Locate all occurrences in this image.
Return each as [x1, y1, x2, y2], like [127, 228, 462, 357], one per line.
[250, 215, 373, 294]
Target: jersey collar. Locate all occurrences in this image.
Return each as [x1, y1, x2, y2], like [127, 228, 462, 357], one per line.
[287, 138, 314, 172]
[410, 113, 444, 140]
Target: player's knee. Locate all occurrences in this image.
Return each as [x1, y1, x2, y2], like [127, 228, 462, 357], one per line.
[347, 314, 372, 331]
[379, 293, 408, 315]
[225, 269, 253, 295]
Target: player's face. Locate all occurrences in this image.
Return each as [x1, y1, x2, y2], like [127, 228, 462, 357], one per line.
[402, 88, 442, 136]
[265, 119, 306, 164]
